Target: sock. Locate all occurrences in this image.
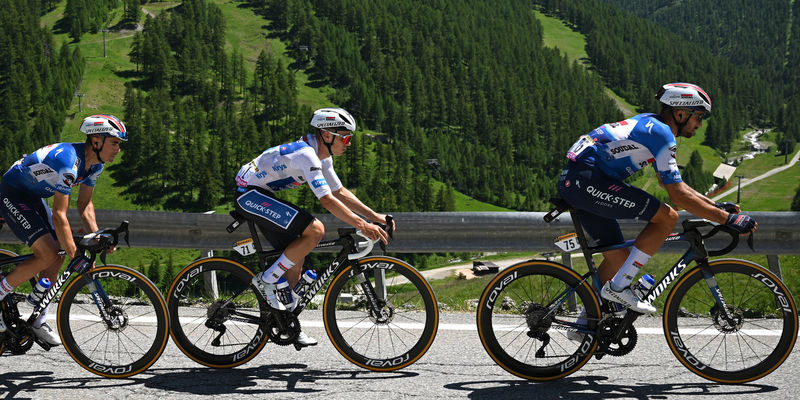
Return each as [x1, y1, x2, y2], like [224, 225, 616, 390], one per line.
[611, 247, 651, 291]
[261, 254, 295, 283]
[0, 277, 14, 301]
[575, 307, 587, 327]
[33, 304, 50, 328]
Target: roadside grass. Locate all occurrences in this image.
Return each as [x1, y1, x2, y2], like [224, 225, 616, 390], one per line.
[430, 253, 800, 313]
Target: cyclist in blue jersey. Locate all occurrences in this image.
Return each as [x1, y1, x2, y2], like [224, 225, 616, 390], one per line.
[0, 115, 127, 345]
[557, 83, 757, 319]
[235, 107, 390, 347]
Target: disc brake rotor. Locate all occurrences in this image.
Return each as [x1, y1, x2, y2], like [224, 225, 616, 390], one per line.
[712, 305, 744, 334]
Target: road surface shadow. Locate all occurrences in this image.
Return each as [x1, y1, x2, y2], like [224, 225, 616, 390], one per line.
[0, 370, 140, 398]
[142, 363, 418, 395]
[444, 376, 779, 399]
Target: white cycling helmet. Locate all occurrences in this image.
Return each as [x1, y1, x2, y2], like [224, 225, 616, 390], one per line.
[310, 108, 356, 132]
[80, 114, 128, 141]
[655, 83, 712, 116]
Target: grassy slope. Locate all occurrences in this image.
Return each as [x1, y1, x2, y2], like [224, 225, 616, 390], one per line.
[31, 1, 506, 274]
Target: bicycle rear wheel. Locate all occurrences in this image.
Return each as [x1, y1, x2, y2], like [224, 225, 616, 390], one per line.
[58, 264, 169, 378]
[324, 256, 438, 371]
[476, 260, 601, 380]
[663, 259, 798, 383]
[167, 258, 269, 368]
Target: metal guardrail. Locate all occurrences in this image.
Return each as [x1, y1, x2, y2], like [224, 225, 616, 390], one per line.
[1, 209, 797, 255]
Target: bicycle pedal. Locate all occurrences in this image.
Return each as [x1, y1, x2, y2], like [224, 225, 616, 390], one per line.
[34, 337, 52, 351]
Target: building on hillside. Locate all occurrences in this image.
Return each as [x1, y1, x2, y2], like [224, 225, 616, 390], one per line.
[713, 163, 737, 185]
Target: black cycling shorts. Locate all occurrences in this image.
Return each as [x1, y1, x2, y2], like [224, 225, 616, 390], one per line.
[233, 186, 315, 250]
[556, 161, 662, 246]
[0, 181, 56, 247]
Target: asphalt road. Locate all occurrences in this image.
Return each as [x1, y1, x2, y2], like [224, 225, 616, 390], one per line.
[1, 311, 798, 399]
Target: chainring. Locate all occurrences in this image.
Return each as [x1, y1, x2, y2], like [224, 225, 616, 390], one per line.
[597, 317, 637, 357]
[265, 311, 301, 346]
[3, 317, 35, 355]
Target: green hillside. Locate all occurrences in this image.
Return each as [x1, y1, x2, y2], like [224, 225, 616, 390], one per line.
[533, 7, 800, 208]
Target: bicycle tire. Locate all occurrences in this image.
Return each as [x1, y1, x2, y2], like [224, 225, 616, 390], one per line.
[663, 259, 798, 383]
[58, 264, 169, 378]
[476, 260, 601, 380]
[167, 257, 269, 368]
[0, 249, 21, 357]
[323, 256, 438, 371]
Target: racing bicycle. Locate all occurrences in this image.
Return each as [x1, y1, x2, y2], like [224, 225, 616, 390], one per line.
[167, 211, 439, 371]
[0, 221, 170, 378]
[476, 198, 797, 383]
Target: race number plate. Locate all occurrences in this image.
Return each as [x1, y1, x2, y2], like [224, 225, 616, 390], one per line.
[554, 233, 580, 252]
[566, 135, 595, 161]
[233, 238, 256, 256]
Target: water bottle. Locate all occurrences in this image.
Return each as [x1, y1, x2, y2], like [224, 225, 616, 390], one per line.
[293, 270, 317, 297]
[633, 273, 655, 301]
[275, 277, 293, 306]
[27, 277, 51, 306]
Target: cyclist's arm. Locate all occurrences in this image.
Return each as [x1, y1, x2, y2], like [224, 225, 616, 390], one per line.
[76, 184, 99, 233]
[331, 187, 389, 226]
[664, 181, 728, 224]
[77, 184, 117, 253]
[319, 193, 388, 243]
[52, 192, 78, 258]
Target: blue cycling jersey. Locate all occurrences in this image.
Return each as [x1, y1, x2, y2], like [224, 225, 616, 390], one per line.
[2, 143, 103, 198]
[567, 113, 682, 185]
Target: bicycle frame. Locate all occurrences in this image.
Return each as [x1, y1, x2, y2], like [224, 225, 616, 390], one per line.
[1, 254, 109, 345]
[1, 224, 130, 350]
[234, 217, 385, 317]
[557, 206, 738, 339]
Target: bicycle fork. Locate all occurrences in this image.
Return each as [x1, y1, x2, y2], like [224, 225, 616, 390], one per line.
[354, 266, 389, 322]
[698, 263, 738, 328]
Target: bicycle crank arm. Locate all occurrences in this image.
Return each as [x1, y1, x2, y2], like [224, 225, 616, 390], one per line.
[611, 312, 639, 342]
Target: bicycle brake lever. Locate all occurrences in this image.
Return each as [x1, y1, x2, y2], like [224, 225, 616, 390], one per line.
[385, 215, 394, 240]
[747, 232, 755, 251]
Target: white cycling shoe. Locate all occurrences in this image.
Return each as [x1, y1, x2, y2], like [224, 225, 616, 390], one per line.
[33, 322, 62, 346]
[296, 331, 318, 347]
[251, 276, 287, 311]
[601, 281, 656, 314]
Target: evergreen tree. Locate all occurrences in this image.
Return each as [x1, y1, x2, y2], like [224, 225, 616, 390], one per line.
[792, 186, 800, 212]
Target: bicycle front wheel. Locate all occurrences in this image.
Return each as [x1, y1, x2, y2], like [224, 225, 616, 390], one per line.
[167, 258, 269, 368]
[477, 260, 601, 380]
[324, 256, 438, 371]
[663, 259, 798, 383]
[58, 264, 169, 378]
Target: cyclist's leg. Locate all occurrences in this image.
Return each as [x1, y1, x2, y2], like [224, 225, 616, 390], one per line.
[235, 187, 316, 308]
[558, 162, 663, 312]
[631, 202, 678, 255]
[0, 187, 63, 289]
[276, 219, 325, 285]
